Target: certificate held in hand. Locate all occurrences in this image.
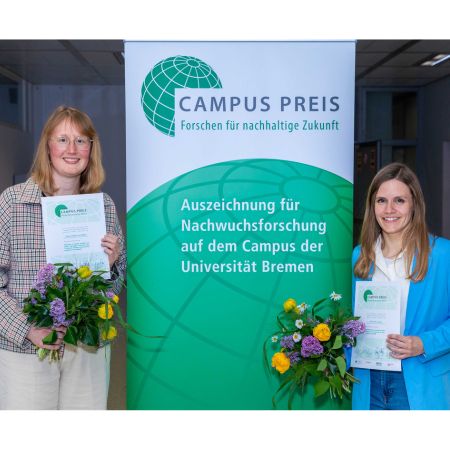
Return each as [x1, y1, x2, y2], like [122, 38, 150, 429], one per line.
[351, 281, 402, 371]
[41, 193, 110, 275]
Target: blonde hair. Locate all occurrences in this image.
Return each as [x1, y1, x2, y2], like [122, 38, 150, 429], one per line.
[354, 163, 430, 281]
[31, 105, 105, 194]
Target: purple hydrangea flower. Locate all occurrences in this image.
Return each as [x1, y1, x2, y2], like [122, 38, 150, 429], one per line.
[288, 351, 301, 365]
[49, 298, 68, 326]
[50, 298, 65, 317]
[105, 291, 114, 299]
[33, 280, 47, 295]
[57, 279, 64, 289]
[33, 264, 56, 295]
[280, 335, 295, 350]
[39, 264, 55, 282]
[301, 336, 324, 357]
[60, 317, 74, 327]
[342, 320, 366, 338]
[30, 299, 37, 305]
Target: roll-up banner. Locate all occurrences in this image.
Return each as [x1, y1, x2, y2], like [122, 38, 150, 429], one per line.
[125, 41, 355, 409]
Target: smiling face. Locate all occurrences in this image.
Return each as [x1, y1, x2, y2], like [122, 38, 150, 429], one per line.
[374, 179, 413, 241]
[48, 119, 91, 183]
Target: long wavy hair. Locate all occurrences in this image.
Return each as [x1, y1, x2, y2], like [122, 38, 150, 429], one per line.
[354, 162, 430, 281]
[31, 105, 105, 194]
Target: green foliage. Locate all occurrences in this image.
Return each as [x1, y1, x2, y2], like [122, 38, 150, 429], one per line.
[335, 356, 346, 378]
[314, 379, 330, 397]
[42, 330, 57, 345]
[79, 322, 100, 347]
[64, 326, 78, 345]
[332, 335, 342, 350]
[317, 358, 327, 371]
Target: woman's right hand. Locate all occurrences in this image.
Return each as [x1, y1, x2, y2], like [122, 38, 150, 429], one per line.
[26, 326, 67, 350]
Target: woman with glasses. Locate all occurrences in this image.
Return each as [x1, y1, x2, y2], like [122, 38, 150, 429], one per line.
[352, 162, 450, 410]
[0, 105, 126, 409]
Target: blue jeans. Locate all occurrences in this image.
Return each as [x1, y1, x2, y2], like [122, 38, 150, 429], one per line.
[370, 370, 410, 410]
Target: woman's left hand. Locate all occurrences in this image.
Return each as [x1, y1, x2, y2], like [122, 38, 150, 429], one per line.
[386, 334, 424, 359]
[101, 233, 121, 268]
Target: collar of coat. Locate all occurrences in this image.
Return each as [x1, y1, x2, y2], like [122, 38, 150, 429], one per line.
[16, 178, 43, 204]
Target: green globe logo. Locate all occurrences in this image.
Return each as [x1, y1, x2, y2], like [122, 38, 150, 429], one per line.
[141, 55, 222, 137]
[55, 204, 68, 218]
[363, 289, 373, 302]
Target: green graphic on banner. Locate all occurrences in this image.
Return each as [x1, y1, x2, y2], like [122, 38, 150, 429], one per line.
[141, 55, 222, 137]
[127, 159, 353, 409]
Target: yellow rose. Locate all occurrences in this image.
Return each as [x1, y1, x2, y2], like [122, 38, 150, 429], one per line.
[313, 323, 331, 342]
[271, 352, 291, 374]
[283, 298, 297, 312]
[98, 303, 114, 320]
[77, 266, 92, 279]
[112, 294, 119, 304]
[101, 325, 117, 340]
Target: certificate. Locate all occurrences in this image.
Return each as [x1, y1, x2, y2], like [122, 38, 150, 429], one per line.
[351, 281, 401, 371]
[41, 193, 109, 275]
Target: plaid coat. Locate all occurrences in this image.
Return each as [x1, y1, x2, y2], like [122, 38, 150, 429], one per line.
[0, 178, 126, 354]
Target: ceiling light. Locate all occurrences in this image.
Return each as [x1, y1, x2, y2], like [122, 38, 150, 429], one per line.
[421, 54, 450, 67]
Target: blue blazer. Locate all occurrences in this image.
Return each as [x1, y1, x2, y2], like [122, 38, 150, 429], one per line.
[352, 235, 450, 410]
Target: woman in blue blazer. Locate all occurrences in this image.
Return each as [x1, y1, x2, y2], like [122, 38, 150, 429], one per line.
[352, 162, 450, 410]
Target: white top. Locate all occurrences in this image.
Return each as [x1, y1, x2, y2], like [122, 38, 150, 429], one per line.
[372, 236, 411, 334]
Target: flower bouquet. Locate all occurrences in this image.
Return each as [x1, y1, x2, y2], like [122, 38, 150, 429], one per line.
[264, 292, 365, 408]
[23, 263, 135, 361]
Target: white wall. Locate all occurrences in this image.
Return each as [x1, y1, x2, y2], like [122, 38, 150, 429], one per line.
[0, 123, 33, 193]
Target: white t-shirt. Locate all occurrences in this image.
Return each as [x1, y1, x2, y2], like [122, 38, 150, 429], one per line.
[372, 236, 411, 334]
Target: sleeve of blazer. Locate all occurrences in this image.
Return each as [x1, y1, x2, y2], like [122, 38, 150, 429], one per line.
[0, 189, 31, 348]
[347, 246, 361, 366]
[418, 240, 450, 362]
[418, 311, 450, 362]
[103, 193, 127, 295]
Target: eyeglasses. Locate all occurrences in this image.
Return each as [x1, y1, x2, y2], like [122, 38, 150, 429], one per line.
[50, 135, 93, 150]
